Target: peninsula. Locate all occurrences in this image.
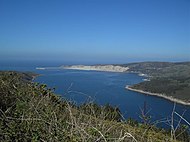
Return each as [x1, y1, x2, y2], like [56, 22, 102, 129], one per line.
[126, 85, 190, 106]
[124, 62, 190, 105]
[61, 65, 129, 72]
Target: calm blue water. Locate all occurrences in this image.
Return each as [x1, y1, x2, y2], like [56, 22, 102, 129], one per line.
[1, 61, 190, 128]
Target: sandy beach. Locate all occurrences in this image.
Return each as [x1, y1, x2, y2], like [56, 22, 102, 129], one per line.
[62, 65, 129, 72]
[126, 85, 190, 106]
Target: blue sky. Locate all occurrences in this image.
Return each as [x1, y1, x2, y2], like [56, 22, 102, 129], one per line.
[0, 0, 189, 64]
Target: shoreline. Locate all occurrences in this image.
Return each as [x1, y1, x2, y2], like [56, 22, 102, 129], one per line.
[36, 65, 130, 73]
[125, 85, 190, 106]
[31, 74, 40, 81]
[62, 65, 129, 73]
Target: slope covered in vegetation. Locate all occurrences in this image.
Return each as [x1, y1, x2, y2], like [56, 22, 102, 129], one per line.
[0, 71, 189, 141]
[123, 62, 190, 102]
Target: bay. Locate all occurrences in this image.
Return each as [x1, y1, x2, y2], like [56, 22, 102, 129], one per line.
[1, 61, 190, 128]
[35, 69, 190, 128]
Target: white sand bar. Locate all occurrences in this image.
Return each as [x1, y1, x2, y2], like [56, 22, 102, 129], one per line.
[62, 65, 129, 72]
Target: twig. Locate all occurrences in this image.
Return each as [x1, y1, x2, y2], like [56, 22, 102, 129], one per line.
[92, 126, 107, 142]
[174, 111, 190, 126]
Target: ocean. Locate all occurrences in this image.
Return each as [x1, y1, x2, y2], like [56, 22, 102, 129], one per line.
[1, 61, 190, 128]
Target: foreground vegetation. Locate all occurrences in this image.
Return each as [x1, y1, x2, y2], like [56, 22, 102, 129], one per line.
[0, 71, 189, 141]
[122, 62, 190, 102]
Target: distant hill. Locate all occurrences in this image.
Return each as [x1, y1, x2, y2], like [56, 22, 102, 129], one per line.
[124, 62, 190, 103]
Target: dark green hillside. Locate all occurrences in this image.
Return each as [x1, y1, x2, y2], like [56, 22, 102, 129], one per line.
[0, 71, 188, 141]
[132, 78, 190, 101]
[124, 62, 190, 102]
[122, 62, 175, 74]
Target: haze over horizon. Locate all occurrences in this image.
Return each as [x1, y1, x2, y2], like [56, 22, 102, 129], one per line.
[0, 0, 190, 64]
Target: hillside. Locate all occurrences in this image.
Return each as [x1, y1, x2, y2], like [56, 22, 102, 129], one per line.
[123, 62, 190, 103]
[0, 71, 189, 141]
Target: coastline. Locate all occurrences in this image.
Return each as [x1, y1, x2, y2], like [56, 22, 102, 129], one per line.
[125, 85, 190, 106]
[62, 65, 129, 72]
[31, 74, 40, 81]
[37, 65, 130, 73]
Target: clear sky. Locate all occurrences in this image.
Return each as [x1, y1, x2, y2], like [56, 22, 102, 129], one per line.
[0, 0, 190, 64]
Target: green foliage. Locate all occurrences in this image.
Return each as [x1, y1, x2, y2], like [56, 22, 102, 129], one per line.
[79, 103, 122, 121]
[127, 118, 139, 127]
[175, 125, 190, 142]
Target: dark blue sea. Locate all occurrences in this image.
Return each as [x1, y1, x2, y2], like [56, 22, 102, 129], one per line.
[1, 60, 190, 128]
